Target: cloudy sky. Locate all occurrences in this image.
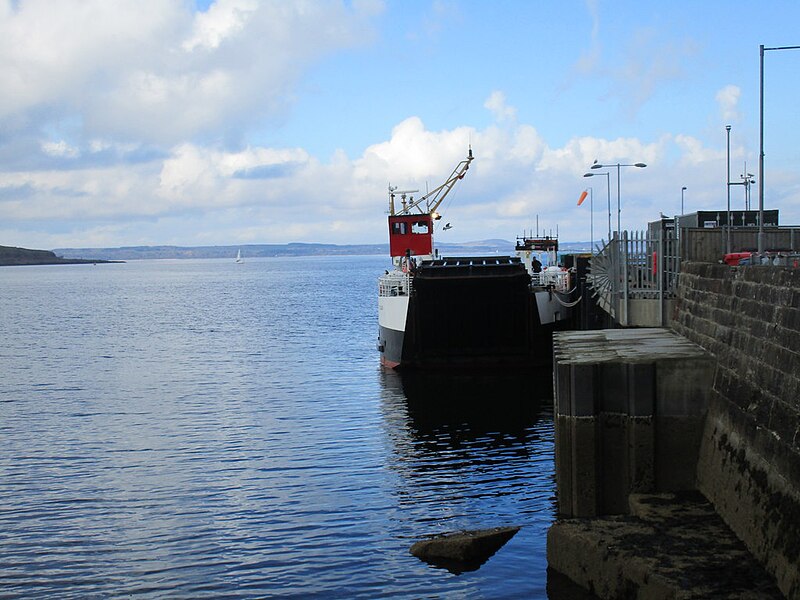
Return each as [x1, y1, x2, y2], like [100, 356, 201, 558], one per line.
[2, 0, 799, 249]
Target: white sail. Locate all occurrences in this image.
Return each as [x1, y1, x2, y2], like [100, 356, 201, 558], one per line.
[235, 249, 243, 263]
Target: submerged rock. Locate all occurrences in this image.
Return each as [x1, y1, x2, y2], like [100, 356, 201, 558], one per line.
[410, 526, 520, 574]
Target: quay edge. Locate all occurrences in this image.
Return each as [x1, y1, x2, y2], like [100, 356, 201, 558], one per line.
[548, 261, 800, 599]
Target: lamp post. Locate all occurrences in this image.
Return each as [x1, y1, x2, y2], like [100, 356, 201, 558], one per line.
[758, 44, 800, 255]
[681, 186, 687, 215]
[584, 170, 611, 241]
[591, 161, 647, 236]
[726, 125, 732, 255]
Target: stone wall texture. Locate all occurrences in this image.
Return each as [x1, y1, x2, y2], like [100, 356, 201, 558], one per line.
[671, 261, 800, 599]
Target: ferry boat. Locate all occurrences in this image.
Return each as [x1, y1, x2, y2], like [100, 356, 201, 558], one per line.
[377, 149, 575, 369]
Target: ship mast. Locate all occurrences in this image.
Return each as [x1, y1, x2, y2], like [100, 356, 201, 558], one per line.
[388, 147, 473, 217]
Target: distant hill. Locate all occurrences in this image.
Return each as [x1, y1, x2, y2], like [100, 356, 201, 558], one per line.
[53, 243, 386, 261]
[49, 239, 597, 262]
[53, 240, 519, 261]
[0, 245, 119, 266]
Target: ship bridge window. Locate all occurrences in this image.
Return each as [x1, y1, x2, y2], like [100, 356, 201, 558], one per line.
[411, 221, 430, 234]
[392, 222, 407, 235]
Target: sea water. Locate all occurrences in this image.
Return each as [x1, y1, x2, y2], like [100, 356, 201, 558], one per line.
[0, 256, 563, 599]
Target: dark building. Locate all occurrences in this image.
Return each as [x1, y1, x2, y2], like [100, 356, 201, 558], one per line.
[676, 209, 779, 229]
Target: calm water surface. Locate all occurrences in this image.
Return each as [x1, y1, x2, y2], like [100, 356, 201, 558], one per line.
[0, 256, 560, 598]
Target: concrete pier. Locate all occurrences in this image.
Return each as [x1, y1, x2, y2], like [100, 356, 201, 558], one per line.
[549, 262, 800, 599]
[547, 491, 783, 599]
[553, 328, 715, 517]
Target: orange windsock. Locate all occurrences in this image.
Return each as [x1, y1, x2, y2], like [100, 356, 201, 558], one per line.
[577, 190, 588, 206]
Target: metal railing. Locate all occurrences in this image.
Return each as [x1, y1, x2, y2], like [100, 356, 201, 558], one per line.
[588, 229, 680, 326]
[530, 268, 572, 292]
[378, 271, 411, 297]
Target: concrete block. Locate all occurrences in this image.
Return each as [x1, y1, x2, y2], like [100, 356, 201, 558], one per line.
[598, 362, 627, 414]
[547, 499, 783, 600]
[599, 413, 630, 514]
[655, 415, 704, 491]
[627, 362, 655, 416]
[553, 361, 571, 416]
[570, 363, 596, 417]
[570, 417, 600, 518]
[552, 327, 714, 517]
[553, 415, 574, 516]
[628, 417, 655, 492]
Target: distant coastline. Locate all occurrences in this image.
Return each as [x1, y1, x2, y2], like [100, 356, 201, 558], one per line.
[0, 245, 122, 267]
[51, 240, 528, 261]
[3, 239, 594, 265]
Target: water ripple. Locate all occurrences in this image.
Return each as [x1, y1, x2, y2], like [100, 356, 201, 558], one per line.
[0, 257, 559, 598]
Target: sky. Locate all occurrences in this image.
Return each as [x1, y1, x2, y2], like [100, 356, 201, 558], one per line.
[2, 0, 800, 250]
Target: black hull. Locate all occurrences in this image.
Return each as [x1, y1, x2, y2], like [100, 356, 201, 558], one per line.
[378, 324, 405, 368]
[382, 256, 569, 370]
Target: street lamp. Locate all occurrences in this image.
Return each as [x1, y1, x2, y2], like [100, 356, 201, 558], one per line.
[726, 125, 732, 255]
[591, 160, 647, 235]
[758, 43, 800, 255]
[681, 186, 687, 215]
[584, 170, 611, 241]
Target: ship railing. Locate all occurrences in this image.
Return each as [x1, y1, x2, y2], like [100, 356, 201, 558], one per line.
[531, 269, 571, 292]
[378, 271, 412, 297]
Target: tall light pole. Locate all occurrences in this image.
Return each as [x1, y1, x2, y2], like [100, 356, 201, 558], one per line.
[681, 186, 687, 215]
[591, 161, 647, 235]
[726, 125, 732, 254]
[759, 43, 800, 255]
[584, 170, 611, 241]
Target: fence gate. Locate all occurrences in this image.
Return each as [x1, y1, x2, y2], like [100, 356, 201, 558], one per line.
[587, 229, 680, 327]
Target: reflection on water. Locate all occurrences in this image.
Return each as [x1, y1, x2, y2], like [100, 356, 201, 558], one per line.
[378, 368, 560, 596]
[397, 370, 548, 447]
[380, 370, 552, 475]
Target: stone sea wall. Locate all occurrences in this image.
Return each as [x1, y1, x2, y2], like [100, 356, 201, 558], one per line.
[670, 261, 800, 599]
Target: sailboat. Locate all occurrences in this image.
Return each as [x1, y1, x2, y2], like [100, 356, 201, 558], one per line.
[235, 249, 244, 263]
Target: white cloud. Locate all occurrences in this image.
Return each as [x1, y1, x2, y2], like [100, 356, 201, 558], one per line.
[41, 140, 80, 158]
[182, 0, 258, 51]
[0, 0, 382, 144]
[355, 117, 473, 185]
[484, 91, 517, 124]
[3, 35, 800, 251]
[0, 0, 186, 121]
[716, 84, 741, 124]
[674, 134, 723, 165]
[0, 105, 752, 247]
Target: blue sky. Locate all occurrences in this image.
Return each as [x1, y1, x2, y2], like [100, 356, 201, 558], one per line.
[1, 0, 799, 249]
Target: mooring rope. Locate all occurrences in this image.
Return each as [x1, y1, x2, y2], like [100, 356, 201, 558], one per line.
[553, 294, 582, 308]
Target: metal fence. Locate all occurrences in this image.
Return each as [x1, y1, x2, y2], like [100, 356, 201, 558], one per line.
[588, 229, 680, 326]
[589, 225, 800, 326]
[680, 226, 800, 262]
